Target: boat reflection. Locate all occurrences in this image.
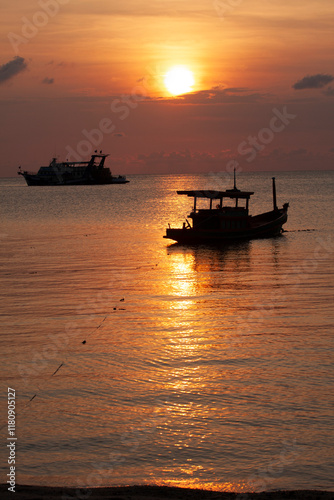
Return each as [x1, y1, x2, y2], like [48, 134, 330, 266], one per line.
[166, 237, 286, 291]
[166, 240, 253, 294]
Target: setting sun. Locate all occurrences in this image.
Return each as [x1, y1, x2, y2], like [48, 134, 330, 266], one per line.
[164, 66, 195, 95]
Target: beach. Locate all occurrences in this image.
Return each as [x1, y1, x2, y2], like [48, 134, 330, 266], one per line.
[1, 485, 333, 500]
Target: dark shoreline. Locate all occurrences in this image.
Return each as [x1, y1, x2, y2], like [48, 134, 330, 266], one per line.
[1, 485, 333, 500]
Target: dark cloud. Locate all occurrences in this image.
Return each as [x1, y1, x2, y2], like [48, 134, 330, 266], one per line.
[113, 132, 126, 137]
[0, 56, 27, 85]
[42, 77, 54, 85]
[292, 73, 334, 90]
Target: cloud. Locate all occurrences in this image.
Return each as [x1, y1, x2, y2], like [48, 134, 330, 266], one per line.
[46, 60, 73, 68]
[292, 73, 334, 90]
[113, 132, 125, 137]
[70, 1, 210, 19]
[0, 56, 27, 85]
[127, 150, 238, 174]
[42, 77, 54, 85]
[112, 147, 334, 174]
[163, 87, 269, 104]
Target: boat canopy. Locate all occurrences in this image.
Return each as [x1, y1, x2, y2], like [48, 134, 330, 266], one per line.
[177, 189, 254, 200]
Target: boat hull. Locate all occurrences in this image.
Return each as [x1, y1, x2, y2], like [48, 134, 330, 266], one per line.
[164, 208, 288, 244]
[20, 173, 129, 186]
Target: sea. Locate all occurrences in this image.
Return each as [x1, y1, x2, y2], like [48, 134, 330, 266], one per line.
[0, 170, 333, 493]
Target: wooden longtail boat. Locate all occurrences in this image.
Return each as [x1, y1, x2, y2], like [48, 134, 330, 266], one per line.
[164, 173, 289, 244]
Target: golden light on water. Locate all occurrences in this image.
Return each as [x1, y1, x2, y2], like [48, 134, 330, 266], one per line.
[164, 66, 195, 95]
[155, 478, 247, 492]
[169, 257, 196, 299]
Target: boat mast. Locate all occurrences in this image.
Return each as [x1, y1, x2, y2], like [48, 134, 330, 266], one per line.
[272, 177, 278, 211]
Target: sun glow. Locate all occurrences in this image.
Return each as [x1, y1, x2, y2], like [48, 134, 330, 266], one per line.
[164, 66, 195, 95]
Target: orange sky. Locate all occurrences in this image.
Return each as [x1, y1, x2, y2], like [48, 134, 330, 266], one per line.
[0, 0, 334, 175]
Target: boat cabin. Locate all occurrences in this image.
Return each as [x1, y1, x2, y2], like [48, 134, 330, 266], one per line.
[177, 187, 254, 231]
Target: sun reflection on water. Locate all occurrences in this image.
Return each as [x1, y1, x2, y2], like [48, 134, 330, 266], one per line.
[155, 478, 249, 492]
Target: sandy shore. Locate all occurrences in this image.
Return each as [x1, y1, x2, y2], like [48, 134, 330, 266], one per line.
[1, 485, 333, 500]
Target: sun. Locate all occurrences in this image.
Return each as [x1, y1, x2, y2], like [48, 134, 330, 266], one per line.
[164, 66, 195, 95]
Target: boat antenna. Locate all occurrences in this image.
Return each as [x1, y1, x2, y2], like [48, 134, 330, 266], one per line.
[233, 168, 237, 190]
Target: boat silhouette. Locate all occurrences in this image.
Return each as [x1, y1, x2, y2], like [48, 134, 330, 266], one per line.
[164, 173, 288, 244]
[18, 152, 129, 186]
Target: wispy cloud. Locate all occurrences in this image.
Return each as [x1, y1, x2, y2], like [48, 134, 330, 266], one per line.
[69, 0, 211, 19]
[0, 56, 27, 85]
[123, 147, 334, 173]
[292, 73, 334, 90]
[42, 77, 54, 85]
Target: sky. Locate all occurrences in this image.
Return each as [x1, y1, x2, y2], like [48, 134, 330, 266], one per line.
[0, 0, 334, 176]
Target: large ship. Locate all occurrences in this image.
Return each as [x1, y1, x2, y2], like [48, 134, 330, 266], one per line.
[18, 152, 129, 186]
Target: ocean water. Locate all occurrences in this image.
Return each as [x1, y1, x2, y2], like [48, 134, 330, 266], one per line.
[0, 170, 333, 492]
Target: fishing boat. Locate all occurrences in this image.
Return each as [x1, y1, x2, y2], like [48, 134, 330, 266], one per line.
[164, 173, 289, 244]
[18, 152, 129, 186]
